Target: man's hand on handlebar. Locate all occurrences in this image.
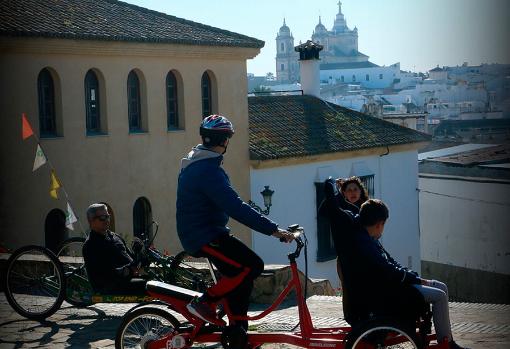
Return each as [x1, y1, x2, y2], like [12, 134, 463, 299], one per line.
[272, 228, 295, 243]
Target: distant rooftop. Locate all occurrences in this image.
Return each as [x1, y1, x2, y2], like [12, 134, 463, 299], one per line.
[0, 0, 264, 49]
[320, 61, 378, 70]
[419, 144, 510, 181]
[418, 143, 496, 161]
[429, 144, 510, 166]
[429, 66, 445, 72]
[434, 119, 510, 137]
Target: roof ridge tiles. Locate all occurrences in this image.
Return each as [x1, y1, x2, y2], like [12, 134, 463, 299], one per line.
[0, 0, 265, 48]
[107, 0, 264, 45]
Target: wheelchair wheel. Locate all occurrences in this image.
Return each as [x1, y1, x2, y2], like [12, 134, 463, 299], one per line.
[169, 251, 216, 293]
[56, 237, 93, 307]
[115, 306, 180, 349]
[346, 320, 421, 349]
[4, 245, 66, 321]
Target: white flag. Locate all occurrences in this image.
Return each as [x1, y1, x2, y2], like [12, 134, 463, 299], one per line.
[65, 202, 78, 230]
[32, 144, 47, 171]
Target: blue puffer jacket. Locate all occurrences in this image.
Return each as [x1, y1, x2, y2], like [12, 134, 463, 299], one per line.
[176, 145, 278, 254]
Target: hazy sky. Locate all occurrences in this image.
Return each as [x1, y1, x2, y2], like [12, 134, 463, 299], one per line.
[124, 0, 510, 75]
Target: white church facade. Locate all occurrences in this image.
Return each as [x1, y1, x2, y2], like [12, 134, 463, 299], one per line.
[276, 1, 401, 89]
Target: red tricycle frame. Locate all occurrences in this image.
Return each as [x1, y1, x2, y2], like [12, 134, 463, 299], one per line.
[116, 230, 449, 349]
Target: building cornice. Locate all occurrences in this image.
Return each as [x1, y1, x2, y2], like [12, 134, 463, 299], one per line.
[250, 141, 429, 170]
[0, 37, 261, 60]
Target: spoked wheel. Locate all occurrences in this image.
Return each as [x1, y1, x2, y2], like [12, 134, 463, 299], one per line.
[56, 237, 93, 307]
[57, 237, 86, 269]
[170, 251, 216, 293]
[347, 321, 421, 349]
[115, 306, 181, 349]
[4, 245, 66, 321]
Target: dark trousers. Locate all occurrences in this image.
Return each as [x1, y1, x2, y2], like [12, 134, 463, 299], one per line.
[197, 235, 264, 330]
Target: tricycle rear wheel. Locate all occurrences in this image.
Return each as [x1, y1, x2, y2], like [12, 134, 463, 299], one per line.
[346, 320, 421, 349]
[4, 245, 66, 320]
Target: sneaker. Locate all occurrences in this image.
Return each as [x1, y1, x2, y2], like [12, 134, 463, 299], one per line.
[186, 297, 225, 326]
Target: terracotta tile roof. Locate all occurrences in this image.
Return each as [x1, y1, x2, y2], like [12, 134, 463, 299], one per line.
[248, 95, 431, 161]
[0, 0, 264, 48]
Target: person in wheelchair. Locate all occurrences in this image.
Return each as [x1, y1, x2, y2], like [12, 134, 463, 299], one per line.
[322, 178, 467, 349]
[82, 203, 147, 295]
[176, 115, 294, 330]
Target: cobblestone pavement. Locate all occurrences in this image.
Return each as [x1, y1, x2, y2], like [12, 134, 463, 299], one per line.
[0, 293, 508, 348]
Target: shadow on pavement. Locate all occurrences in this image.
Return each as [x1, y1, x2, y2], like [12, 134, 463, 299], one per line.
[0, 306, 121, 348]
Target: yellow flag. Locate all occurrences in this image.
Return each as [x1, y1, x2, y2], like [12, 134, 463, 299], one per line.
[50, 170, 61, 199]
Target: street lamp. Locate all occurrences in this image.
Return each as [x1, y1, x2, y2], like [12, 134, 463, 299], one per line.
[248, 185, 274, 215]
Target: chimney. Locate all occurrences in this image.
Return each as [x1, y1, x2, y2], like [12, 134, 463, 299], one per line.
[295, 40, 323, 98]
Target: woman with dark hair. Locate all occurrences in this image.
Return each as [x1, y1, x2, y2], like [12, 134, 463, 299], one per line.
[337, 176, 369, 209]
[332, 177, 369, 320]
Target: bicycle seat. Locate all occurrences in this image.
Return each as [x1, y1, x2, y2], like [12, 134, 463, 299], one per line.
[146, 281, 202, 301]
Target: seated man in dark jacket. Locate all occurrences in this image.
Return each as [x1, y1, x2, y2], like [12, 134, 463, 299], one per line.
[82, 203, 146, 295]
[322, 178, 468, 349]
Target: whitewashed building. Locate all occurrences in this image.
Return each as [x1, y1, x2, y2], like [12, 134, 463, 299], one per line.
[248, 43, 430, 286]
[419, 144, 510, 303]
[320, 62, 401, 90]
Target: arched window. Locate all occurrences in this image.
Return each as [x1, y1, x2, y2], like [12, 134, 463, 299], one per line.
[127, 70, 142, 132]
[201, 72, 212, 118]
[352, 75, 356, 82]
[366, 74, 370, 81]
[38, 68, 57, 137]
[133, 197, 152, 239]
[45, 208, 68, 253]
[85, 70, 101, 134]
[166, 71, 179, 129]
[280, 42, 284, 52]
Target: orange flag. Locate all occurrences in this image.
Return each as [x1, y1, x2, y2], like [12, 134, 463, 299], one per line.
[22, 113, 34, 140]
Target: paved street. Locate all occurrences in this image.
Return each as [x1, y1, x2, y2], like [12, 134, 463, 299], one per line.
[0, 293, 509, 348]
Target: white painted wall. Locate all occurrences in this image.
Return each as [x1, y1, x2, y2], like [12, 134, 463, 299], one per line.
[419, 177, 510, 275]
[250, 150, 421, 287]
[320, 65, 399, 89]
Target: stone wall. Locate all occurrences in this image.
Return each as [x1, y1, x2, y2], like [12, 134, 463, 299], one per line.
[251, 264, 335, 304]
[422, 260, 510, 304]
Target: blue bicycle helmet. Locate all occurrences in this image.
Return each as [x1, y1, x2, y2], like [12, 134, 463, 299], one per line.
[200, 115, 234, 146]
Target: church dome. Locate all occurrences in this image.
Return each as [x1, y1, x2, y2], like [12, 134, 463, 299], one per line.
[314, 17, 327, 34]
[278, 19, 291, 36]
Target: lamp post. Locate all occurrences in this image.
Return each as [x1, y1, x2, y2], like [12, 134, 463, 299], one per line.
[248, 185, 274, 216]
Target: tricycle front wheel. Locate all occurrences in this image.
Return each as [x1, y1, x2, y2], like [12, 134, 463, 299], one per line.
[115, 306, 181, 349]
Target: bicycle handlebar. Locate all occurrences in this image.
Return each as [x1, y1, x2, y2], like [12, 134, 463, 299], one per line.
[278, 224, 305, 261]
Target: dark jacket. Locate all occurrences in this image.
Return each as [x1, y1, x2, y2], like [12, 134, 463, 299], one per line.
[176, 145, 278, 254]
[82, 230, 135, 293]
[322, 178, 422, 323]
